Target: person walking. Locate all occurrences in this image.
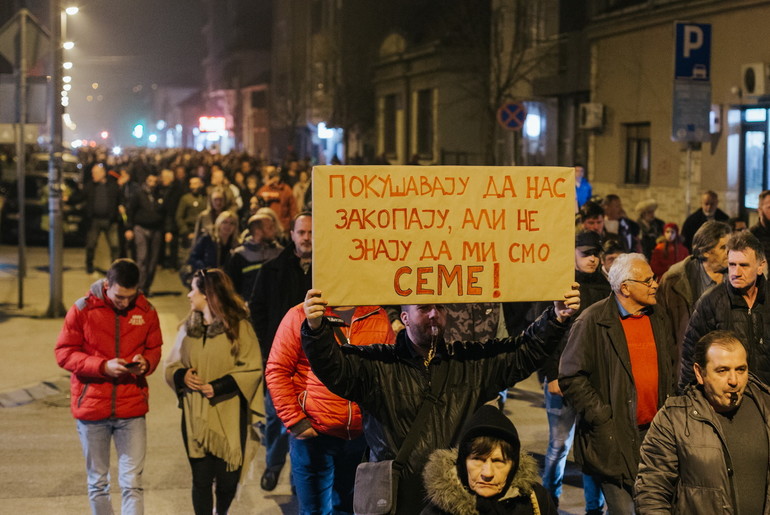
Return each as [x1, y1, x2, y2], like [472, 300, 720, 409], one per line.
[165, 268, 263, 515]
[55, 259, 163, 514]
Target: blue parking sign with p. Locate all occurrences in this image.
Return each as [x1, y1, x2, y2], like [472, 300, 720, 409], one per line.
[675, 22, 711, 81]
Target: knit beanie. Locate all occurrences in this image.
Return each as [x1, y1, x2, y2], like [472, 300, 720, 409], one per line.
[455, 405, 521, 496]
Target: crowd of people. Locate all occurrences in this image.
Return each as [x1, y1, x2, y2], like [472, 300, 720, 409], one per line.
[51, 150, 770, 515]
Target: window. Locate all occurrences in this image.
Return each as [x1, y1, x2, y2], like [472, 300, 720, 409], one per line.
[624, 123, 651, 184]
[416, 89, 434, 157]
[741, 108, 769, 210]
[384, 94, 397, 155]
[251, 90, 266, 109]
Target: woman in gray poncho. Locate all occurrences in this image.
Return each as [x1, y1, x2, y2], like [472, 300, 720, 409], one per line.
[166, 268, 263, 515]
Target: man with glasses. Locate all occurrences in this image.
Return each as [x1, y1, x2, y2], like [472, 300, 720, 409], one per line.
[55, 259, 163, 514]
[560, 253, 676, 514]
[680, 231, 770, 390]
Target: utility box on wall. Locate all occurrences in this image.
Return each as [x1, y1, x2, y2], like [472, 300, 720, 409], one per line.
[579, 102, 604, 130]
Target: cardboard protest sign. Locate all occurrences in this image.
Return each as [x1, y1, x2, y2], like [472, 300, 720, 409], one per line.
[312, 165, 574, 306]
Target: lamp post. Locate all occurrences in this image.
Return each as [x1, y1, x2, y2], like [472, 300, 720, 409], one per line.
[45, 0, 69, 317]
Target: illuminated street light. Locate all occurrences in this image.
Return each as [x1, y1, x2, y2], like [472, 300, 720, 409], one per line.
[65, 6, 79, 15]
[63, 41, 74, 50]
[148, 134, 158, 143]
[63, 61, 73, 69]
[100, 130, 109, 139]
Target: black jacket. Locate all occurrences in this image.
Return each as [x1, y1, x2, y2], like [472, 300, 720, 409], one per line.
[126, 184, 172, 232]
[421, 450, 556, 515]
[85, 179, 120, 222]
[681, 274, 770, 390]
[301, 307, 569, 515]
[541, 269, 610, 382]
[681, 208, 729, 251]
[249, 242, 312, 358]
[559, 295, 676, 483]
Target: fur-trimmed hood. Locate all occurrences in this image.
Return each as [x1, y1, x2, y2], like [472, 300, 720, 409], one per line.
[422, 447, 540, 515]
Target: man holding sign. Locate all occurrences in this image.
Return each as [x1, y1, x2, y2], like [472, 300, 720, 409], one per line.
[300, 286, 580, 514]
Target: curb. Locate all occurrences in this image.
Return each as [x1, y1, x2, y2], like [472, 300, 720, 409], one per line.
[0, 375, 70, 408]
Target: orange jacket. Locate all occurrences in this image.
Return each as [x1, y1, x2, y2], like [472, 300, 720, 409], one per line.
[266, 303, 395, 439]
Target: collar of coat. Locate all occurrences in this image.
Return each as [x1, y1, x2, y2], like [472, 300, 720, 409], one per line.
[726, 273, 767, 307]
[87, 278, 152, 313]
[422, 448, 540, 515]
[185, 310, 227, 339]
[669, 376, 770, 415]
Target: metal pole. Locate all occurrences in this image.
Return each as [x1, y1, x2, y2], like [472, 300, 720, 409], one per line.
[46, 0, 65, 317]
[685, 143, 693, 219]
[16, 9, 29, 309]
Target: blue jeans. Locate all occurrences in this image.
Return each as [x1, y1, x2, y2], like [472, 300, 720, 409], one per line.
[290, 433, 367, 515]
[76, 416, 146, 515]
[542, 383, 576, 500]
[541, 382, 604, 509]
[264, 390, 289, 473]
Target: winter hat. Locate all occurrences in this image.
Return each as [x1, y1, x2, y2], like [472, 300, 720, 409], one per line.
[456, 405, 521, 496]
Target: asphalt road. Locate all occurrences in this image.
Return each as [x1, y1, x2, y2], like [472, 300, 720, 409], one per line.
[0, 244, 588, 514]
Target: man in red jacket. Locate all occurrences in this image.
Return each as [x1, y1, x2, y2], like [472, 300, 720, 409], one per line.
[266, 301, 395, 514]
[55, 259, 163, 515]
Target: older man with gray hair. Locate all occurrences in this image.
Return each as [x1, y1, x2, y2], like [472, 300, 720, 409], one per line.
[560, 253, 677, 514]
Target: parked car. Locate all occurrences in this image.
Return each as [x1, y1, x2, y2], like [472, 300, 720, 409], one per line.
[0, 152, 86, 246]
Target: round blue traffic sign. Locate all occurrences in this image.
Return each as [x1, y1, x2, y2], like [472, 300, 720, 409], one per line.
[497, 102, 527, 131]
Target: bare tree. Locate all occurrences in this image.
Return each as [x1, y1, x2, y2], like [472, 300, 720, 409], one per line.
[439, 0, 558, 164]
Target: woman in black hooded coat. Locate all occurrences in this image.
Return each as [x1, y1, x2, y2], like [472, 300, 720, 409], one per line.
[421, 405, 557, 515]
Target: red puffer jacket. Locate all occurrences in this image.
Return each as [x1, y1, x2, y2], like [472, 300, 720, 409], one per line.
[55, 280, 163, 421]
[266, 303, 395, 439]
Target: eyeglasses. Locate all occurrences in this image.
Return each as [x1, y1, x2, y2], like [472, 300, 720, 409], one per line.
[625, 276, 656, 287]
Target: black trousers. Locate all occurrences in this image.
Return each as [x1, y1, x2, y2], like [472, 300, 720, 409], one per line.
[189, 453, 241, 515]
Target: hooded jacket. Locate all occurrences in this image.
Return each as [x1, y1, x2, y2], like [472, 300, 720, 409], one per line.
[421, 404, 555, 515]
[54, 279, 163, 421]
[635, 378, 770, 515]
[422, 451, 554, 515]
[266, 303, 395, 440]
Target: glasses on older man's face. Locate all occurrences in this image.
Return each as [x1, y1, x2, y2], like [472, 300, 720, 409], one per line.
[625, 275, 657, 287]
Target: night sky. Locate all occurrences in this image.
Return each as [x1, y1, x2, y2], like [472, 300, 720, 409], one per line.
[47, 0, 204, 144]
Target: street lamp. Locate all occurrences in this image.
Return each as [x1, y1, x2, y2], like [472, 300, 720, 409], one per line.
[46, 1, 79, 317]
